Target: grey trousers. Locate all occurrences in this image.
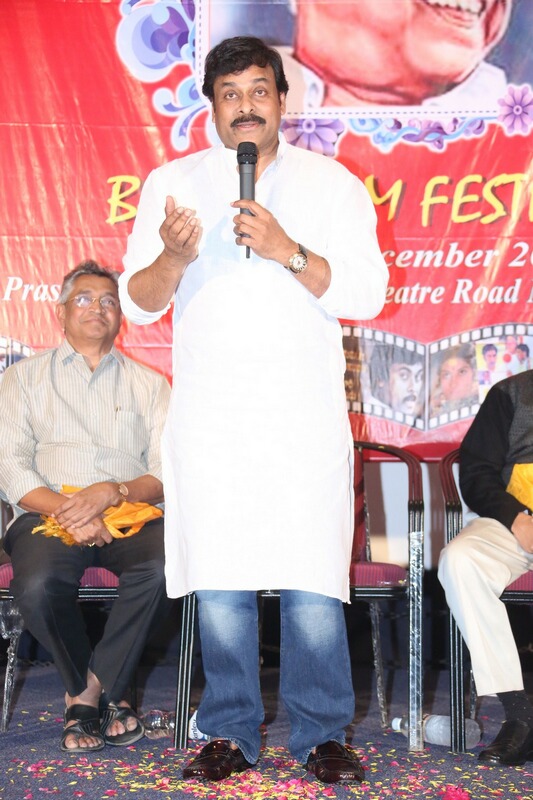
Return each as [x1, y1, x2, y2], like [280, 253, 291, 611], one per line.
[438, 516, 533, 696]
[4, 513, 169, 701]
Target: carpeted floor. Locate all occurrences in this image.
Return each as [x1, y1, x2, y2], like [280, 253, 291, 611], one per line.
[1, 661, 533, 799]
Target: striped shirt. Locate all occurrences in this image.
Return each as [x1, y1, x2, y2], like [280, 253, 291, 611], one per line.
[0, 339, 170, 517]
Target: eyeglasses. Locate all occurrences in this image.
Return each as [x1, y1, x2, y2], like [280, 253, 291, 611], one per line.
[66, 294, 119, 311]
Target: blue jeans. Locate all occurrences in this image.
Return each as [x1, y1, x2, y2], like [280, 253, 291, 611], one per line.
[195, 590, 355, 764]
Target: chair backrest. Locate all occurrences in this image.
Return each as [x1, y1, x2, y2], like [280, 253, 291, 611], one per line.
[351, 440, 424, 568]
[352, 444, 369, 564]
[1, 500, 13, 541]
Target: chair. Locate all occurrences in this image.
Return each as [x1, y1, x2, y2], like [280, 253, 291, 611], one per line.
[439, 448, 533, 753]
[350, 441, 424, 752]
[0, 499, 122, 732]
[172, 440, 425, 752]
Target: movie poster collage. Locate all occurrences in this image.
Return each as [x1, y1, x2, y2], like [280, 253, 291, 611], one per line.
[343, 323, 533, 431]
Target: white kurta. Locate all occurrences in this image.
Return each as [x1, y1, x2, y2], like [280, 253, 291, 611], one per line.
[119, 135, 388, 601]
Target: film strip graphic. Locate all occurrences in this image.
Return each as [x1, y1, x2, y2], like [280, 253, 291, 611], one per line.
[342, 325, 425, 430]
[428, 323, 533, 429]
[343, 323, 533, 431]
[0, 336, 33, 375]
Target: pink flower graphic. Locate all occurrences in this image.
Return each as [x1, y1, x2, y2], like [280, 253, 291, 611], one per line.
[497, 84, 533, 135]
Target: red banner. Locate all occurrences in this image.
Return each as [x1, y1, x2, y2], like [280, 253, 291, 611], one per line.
[1, 0, 532, 450]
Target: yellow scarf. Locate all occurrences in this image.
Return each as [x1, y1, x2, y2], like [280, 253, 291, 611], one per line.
[506, 464, 533, 510]
[32, 485, 163, 546]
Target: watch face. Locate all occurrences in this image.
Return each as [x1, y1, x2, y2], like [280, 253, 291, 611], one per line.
[289, 253, 308, 273]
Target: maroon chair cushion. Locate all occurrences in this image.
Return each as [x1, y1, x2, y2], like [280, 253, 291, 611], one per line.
[80, 567, 119, 588]
[350, 562, 407, 587]
[0, 563, 118, 590]
[0, 562, 13, 588]
[507, 572, 533, 592]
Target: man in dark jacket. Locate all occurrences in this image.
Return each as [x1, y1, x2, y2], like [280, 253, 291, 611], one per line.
[439, 371, 533, 766]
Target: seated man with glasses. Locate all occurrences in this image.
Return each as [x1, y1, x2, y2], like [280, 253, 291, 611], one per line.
[0, 260, 171, 753]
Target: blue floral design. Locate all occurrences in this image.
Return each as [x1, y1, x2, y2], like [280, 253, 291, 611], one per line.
[117, 0, 203, 151]
[281, 118, 345, 156]
[349, 116, 486, 152]
[497, 84, 533, 135]
[118, 0, 195, 78]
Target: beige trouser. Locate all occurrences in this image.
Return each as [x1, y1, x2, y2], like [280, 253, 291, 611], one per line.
[438, 517, 533, 696]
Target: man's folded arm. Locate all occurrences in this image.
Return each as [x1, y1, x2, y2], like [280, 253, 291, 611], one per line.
[459, 384, 525, 530]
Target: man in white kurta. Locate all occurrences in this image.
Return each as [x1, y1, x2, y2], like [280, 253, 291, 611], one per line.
[119, 36, 387, 784]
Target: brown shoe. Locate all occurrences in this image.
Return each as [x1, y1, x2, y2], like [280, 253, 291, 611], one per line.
[182, 739, 254, 781]
[306, 740, 365, 784]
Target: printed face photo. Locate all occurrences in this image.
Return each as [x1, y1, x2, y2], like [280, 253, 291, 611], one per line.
[197, 0, 531, 117]
[476, 334, 533, 389]
[388, 362, 424, 415]
[429, 343, 479, 417]
[362, 342, 425, 420]
[438, 356, 476, 403]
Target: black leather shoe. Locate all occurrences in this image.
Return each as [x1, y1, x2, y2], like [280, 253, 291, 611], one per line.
[182, 739, 254, 781]
[306, 740, 365, 784]
[478, 720, 533, 766]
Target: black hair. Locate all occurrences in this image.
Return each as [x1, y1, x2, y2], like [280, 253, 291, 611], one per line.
[369, 344, 424, 395]
[438, 343, 476, 374]
[202, 36, 289, 102]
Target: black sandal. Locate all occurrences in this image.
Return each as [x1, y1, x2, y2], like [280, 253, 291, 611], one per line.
[60, 704, 105, 752]
[100, 702, 145, 746]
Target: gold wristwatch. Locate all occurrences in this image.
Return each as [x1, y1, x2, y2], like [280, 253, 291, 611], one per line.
[287, 244, 308, 274]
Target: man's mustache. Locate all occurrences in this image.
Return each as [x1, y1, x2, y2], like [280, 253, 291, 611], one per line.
[231, 114, 266, 127]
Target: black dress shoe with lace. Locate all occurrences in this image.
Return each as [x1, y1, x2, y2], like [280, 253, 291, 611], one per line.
[478, 720, 533, 766]
[306, 740, 365, 783]
[182, 739, 254, 781]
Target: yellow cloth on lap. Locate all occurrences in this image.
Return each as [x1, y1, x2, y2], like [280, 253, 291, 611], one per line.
[32, 485, 163, 546]
[506, 463, 533, 510]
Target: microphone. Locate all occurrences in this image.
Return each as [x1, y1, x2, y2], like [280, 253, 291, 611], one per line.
[237, 141, 258, 258]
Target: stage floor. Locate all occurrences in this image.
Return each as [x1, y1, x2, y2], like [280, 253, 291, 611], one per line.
[1, 661, 533, 799]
